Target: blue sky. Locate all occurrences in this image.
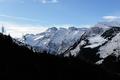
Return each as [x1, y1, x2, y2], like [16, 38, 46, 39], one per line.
[0, 0, 120, 25]
[0, 0, 120, 37]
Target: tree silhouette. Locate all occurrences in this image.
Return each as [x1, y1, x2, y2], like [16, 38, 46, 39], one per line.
[0, 33, 120, 80]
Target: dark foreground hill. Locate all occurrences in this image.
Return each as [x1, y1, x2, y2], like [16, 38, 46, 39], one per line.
[0, 33, 120, 80]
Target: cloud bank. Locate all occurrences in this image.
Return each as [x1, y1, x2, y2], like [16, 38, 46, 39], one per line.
[0, 0, 59, 4]
[0, 22, 48, 38]
[35, 0, 59, 4]
[102, 16, 120, 21]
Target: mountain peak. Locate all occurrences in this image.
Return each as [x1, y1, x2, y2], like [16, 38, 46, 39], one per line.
[68, 27, 78, 31]
[95, 21, 120, 28]
[47, 27, 58, 32]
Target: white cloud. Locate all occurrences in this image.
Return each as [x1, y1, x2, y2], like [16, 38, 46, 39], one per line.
[48, 24, 92, 28]
[0, 0, 58, 4]
[35, 0, 59, 4]
[0, 14, 39, 22]
[0, 21, 92, 38]
[50, 0, 58, 3]
[77, 24, 92, 28]
[102, 16, 120, 21]
[0, 21, 48, 38]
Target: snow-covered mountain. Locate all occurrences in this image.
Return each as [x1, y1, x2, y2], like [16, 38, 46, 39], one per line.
[63, 22, 120, 64]
[63, 22, 111, 57]
[97, 27, 120, 58]
[18, 21, 120, 64]
[21, 27, 87, 54]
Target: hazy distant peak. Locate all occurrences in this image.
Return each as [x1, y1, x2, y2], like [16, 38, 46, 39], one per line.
[95, 21, 120, 28]
[68, 27, 78, 31]
[46, 27, 58, 32]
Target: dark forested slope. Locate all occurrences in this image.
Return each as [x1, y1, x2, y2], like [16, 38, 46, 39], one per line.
[0, 33, 119, 80]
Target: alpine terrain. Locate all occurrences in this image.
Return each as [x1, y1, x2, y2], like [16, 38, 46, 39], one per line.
[1, 21, 120, 80]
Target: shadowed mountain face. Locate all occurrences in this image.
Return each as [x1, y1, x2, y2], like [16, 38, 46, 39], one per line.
[0, 33, 120, 80]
